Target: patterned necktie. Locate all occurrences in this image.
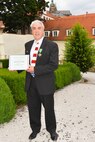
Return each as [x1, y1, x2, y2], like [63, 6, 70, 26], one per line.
[31, 46, 39, 77]
[31, 47, 39, 65]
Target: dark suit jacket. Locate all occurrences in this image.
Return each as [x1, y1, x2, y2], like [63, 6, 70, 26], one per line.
[25, 37, 59, 95]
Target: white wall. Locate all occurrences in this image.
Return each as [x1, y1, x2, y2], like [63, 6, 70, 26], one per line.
[55, 41, 65, 62]
[2, 33, 33, 58]
[0, 34, 5, 59]
[2, 33, 65, 61]
[2, 33, 95, 62]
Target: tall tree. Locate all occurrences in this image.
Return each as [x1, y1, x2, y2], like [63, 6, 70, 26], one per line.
[64, 23, 94, 73]
[0, 0, 49, 34]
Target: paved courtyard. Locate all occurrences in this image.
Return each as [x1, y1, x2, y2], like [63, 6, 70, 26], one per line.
[0, 72, 95, 142]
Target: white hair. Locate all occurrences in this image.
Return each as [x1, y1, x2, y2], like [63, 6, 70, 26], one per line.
[30, 20, 45, 29]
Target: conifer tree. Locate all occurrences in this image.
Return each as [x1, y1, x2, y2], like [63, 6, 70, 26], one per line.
[64, 23, 94, 73]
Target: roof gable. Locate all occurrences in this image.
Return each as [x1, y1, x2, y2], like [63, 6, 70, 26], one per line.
[44, 13, 95, 40]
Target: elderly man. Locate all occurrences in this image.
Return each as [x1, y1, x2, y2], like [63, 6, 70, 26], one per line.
[25, 20, 59, 141]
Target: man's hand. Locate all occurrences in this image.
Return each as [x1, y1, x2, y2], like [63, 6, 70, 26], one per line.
[26, 66, 34, 73]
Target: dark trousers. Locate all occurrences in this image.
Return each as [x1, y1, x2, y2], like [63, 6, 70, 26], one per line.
[27, 78, 56, 133]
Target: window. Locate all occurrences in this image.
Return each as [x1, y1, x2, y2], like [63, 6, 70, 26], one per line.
[45, 31, 50, 37]
[92, 28, 95, 36]
[52, 30, 59, 37]
[66, 29, 72, 36]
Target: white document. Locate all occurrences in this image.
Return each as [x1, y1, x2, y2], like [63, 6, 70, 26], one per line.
[9, 55, 29, 70]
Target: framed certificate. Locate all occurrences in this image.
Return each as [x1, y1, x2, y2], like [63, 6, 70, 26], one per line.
[9, 55, 29, 70]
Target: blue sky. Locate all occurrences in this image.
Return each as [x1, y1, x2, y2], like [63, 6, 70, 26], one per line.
[46, 0, 95, 15]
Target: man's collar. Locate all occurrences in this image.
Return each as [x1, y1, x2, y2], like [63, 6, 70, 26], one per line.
[34, 37, 44, 44]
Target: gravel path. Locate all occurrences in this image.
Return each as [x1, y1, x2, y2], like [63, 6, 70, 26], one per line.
[0, 72, 95, 142]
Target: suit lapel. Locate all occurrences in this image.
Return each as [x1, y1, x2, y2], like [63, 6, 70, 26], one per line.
[36, 38, 47, 62]
[26, 40, 34, 55]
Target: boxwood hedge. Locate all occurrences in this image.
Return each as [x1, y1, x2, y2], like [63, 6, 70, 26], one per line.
[0, 62, 81, 123]
[0, 77, 16, 124]
[0, 62, 81, 104]
[0, 69, 26, 105]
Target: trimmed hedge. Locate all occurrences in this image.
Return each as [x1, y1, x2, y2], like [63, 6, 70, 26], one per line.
[55, 62, 81, 89]
[0, 62, 81, 104]
[0, 59, 9, 68]
[0, 62, 81, 123]
[0, 69, 26, 105]
[0, 77, 16, 124]
[62, 62, 81, 82]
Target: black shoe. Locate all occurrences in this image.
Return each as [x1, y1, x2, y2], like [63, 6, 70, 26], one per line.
[29, 132, 38, 140]
[50, 132, 58, 141]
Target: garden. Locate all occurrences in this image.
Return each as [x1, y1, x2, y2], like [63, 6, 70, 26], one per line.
[0, 62, 81, 124]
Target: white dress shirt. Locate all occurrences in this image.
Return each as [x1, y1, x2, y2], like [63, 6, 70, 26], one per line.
[30, 37, 44, 67]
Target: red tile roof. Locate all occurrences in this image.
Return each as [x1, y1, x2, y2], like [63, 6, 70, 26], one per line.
[44, 13, 95, 40]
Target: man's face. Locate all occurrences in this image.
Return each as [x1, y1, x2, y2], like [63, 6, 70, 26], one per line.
[32, 23, 44, 41]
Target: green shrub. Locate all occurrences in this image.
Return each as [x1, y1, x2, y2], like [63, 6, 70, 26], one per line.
[0, 62, 81, 106]
[0, 59, 9, 68]
[0, 77, 16, 124]
[64, 23, 94, 73]
[0, 69, 26, 105]
[55, 62, 81, 89]
[55, 66, 71, 89]
[91, 46, 95, 66]
[62, 62, 81, 82]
